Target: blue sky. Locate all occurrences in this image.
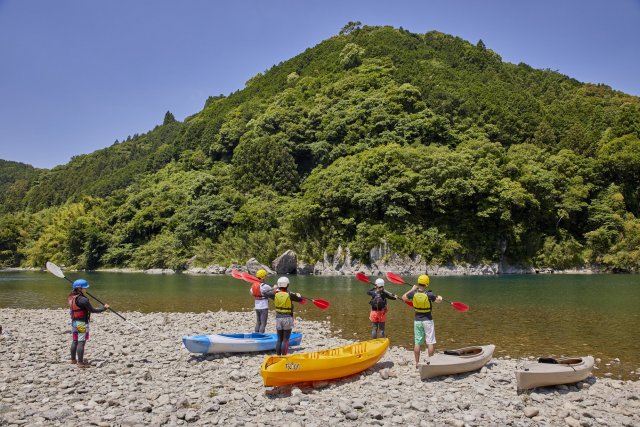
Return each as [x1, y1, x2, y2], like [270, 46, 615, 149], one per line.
[1, 0, 638, 169]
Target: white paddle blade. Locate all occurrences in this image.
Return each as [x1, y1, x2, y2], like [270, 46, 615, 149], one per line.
[45, 261, 66, 279]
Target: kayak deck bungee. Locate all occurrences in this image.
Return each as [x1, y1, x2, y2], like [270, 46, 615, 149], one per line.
[419, 344, 495, 379]
[515, 355, 595, 391]
[182, 332, 302, 354]
[260, 338, 389, 386]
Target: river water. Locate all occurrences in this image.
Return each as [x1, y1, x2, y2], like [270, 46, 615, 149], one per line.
[1, 271, 639, 379]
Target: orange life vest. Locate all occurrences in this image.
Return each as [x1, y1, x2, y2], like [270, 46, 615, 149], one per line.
[251, 282, 265, 299]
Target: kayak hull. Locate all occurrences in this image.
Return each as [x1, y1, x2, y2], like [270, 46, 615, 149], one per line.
[516, 356, 594, 391]
[419, 344, 495, 379]
[182, 332, 302, 354]
[261, 338, 389, 386]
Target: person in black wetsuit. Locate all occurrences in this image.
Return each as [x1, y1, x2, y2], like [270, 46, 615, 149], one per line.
[68, 279, 109, 367]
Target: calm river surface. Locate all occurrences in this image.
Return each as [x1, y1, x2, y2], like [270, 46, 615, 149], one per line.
[1, 271, 639, 379]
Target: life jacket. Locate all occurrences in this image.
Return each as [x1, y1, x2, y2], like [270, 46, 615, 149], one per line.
[413, 292, 432, 314]
[251, 282, 266, 299]
[68, 294, 88, 320]
[274, 291, 293, 315]
[369, 291, 387, 311]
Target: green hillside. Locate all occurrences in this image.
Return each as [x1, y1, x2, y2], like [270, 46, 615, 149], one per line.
[2, 24, 639, 271]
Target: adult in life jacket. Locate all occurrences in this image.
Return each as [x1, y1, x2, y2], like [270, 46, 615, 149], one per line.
[250, 269, 272, 333]
[264, 277, 304, 355]
[68, 279, 109, 367]
[402, 274, 442, 367]
[367, 278, 398, 338]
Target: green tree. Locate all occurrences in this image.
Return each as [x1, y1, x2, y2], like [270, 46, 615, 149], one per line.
[231, 133, 299, 194]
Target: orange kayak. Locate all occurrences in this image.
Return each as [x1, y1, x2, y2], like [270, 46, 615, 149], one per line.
[260, 338, 389, 386]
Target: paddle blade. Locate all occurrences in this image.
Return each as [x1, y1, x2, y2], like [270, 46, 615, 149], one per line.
[231, 270, 244, 280]
[298, 298, 307, 305]
[312, 299, 330, 310]
[385, 272, 406, 285]
[46, 261, 66, 279]
[404, 300, 414, 308]
[355, 272, 371, 284]
[241, 272, 260, 283]
[451, 301, 469, 312]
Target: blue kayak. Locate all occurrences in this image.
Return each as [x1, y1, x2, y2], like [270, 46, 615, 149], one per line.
[182, 332, 303, 354]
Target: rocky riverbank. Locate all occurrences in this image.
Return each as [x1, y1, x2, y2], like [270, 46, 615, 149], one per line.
[1, 309, 638, 426]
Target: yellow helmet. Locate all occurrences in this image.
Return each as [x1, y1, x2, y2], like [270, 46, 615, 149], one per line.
[418, 274, 430, 286]
[256, 269, 267, 279]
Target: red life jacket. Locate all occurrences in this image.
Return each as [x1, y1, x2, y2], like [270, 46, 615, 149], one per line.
[251, 282, 265, 299]
[68, 294, 88, 320]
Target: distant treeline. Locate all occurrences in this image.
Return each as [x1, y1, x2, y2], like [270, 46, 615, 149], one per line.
[1, 24, 639, 272]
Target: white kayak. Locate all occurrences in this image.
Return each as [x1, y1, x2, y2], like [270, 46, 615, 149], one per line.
[516, 356, 595, 391]
[420, 344, 495, 379]
[182, 332, 302, 354]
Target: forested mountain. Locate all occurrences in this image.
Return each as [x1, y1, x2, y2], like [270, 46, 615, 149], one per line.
[0, 160, 42, 214]
[2, 24, 639, 271]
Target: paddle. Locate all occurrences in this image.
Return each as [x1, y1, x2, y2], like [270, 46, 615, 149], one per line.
[45, 261, 142, 330]
[354, 272, 413, 307]
[231, 270, 330, 310]
[385, 272, 470, 312]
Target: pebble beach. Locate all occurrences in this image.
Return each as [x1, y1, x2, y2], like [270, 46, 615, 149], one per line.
[1, 309, 638, 427]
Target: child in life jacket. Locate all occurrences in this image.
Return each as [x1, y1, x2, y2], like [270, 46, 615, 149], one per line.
[367, 278, 398, 338]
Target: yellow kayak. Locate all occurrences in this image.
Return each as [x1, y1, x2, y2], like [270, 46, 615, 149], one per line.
[260, 338, 389, 386]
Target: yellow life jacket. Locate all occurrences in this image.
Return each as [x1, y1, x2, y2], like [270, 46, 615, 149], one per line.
[274, 291, 293, 314]
[413, 292, 432, 314]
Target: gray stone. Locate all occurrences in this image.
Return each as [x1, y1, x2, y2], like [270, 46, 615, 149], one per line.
[565, 416, 581, 427]
[272, 250, 298, 274]
[524, 407, 539, 418]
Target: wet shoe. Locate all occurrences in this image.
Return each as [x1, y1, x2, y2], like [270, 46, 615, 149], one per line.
[70, 360, 77, 364]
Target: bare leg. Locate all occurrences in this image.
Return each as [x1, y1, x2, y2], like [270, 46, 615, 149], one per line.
[427, 343, 435, 357]
[414, 344, 421, 367]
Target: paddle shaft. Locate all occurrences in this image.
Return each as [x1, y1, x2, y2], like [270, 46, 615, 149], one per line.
[54, 272, 143, 329]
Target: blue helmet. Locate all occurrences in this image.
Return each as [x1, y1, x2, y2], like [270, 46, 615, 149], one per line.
[72, 279, 89, 289]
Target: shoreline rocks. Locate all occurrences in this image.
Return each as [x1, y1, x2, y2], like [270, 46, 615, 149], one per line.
[1, 309, 638, 426]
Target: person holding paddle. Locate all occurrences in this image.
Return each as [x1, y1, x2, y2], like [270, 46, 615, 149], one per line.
[68, 279, 109, 367]
[367, 278, 398, 338]
[402, 274, 442, 368]
[264, 277, 304, 355]
[250, 269, 272, 333]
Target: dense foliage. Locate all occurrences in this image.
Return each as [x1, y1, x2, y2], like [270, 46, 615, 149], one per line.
[1, 25, 639, 271]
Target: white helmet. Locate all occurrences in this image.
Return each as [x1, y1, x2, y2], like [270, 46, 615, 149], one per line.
[277, 276, 290, 288]
[375, 278, 385, 287]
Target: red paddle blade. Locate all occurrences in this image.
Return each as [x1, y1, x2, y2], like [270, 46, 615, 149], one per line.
[241, 272, 259, 283]
[404, 300, 414, 308]
[355, 272, 371, 284]
[312, 299, 330, 310]
[231, 270, 244, 280]
[298, 298, 308, 305]
[451, 301, 469, 312]
[386, 272, 406, 285]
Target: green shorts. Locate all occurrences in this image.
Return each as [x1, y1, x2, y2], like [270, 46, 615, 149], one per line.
[414, 320, 436, 345]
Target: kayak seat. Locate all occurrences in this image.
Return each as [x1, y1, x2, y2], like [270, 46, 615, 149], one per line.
[444, 348, 482, 356]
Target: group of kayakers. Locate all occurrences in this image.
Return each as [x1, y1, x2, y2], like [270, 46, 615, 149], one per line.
[65, 270, 443, 368]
